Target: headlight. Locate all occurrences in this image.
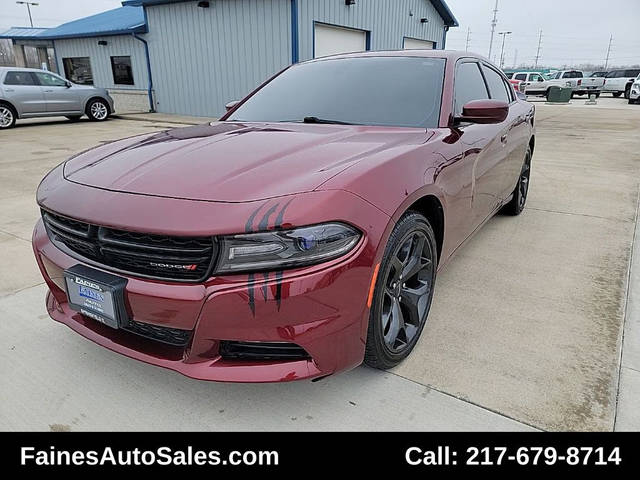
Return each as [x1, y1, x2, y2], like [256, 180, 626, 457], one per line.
[216, 223, 361, 273]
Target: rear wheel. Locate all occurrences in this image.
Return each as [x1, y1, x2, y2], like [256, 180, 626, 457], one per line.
[364, 212, 437, 370]
[502, 146, 532, 216]
[86, 99, 109, 121]
[0, 103, 17, 129]
[612, 91, 622, 98]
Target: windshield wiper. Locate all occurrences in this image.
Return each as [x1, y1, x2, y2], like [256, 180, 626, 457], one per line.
[302, 116, 356, 125]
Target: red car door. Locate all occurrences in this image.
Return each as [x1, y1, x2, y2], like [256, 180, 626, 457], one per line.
[452, 60, 509, 229]
[480, 64, 524, 202]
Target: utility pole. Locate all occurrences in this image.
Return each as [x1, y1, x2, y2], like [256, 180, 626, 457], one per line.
[498, 31, 512, 69]
[604, 35, 613, 69]
[465, 27, 471, 51]
[488, 0, 499, 59]
[534, 29, 543, 69]
[16, 1, 38, 28]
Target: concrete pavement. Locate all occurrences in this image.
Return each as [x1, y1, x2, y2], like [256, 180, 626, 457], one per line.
[1, 98, 638, 431]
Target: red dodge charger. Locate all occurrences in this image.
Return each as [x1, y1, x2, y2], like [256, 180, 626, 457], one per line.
[33, 50, 535, 382]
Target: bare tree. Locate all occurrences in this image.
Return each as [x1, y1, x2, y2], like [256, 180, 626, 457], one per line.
[0, 39, 16, 66]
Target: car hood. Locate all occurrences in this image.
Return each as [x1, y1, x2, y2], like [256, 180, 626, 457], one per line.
[63, 122, 429, 202]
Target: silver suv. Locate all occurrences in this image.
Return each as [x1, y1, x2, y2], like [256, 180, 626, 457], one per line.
[0, 67, 114, 129]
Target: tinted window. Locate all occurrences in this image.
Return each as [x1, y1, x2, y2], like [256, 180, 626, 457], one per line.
[504, 72, 514, 79]
[111, 56, 134, 85]
[514, 73, 527, 81]
[4, 71, 36, 85]
[229, 57, 446, 128]
[482, 65, 510, 103]
[34, 72, 67, 87]
[453, 62, 488, 116]
[625, 69, 640, 77]
[63, 57, 93, 85]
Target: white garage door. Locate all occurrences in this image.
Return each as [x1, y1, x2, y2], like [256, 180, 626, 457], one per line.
[314, 24, 367, 58]
[403, 38, 435, 50]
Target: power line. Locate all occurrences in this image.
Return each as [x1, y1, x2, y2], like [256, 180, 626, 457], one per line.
[534, 29, 543, 69]
[488, 0, 499, 59]
[604, 35, 613, 69]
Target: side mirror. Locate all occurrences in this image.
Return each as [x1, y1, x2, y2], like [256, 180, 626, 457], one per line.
[225, 100, 240, 112]
[65, 81, 72, 88]
[456, 99, 509, 124]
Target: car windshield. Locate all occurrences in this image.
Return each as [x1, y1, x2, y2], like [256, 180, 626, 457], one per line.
[227, 56, 446, 128]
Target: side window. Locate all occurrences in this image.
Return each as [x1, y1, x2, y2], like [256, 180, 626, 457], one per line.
[626, 69, 640, 78]
[63, 57, 93, 85]
[454, 62, 489, 116]
[514, 73, 527, 81]
[34, 72, 67, 87]
[574, 71, 583, 78]
[482, 65, 511, 103]
[110, 56, 134, 85]
[531, 74, 543, 82]
[4, 71, 37, 85]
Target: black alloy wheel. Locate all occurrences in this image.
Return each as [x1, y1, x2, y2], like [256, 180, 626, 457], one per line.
[364, 212, 437, 369]
[502, 146, 532, 216]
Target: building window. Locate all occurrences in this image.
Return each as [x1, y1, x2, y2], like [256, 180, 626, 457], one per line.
[110, 56, 134, 85]
[62, 57, 93, 85]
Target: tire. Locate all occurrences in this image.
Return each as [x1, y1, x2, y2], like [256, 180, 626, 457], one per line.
[502, 146, 532, 216]
[0, 103, 17, 129]
[364, 212, 438, 370]
[595, 92, 601, 98]
[624, 85, 631, 99]
[612, 92, 622, 98]
[86, 98, 109, 121]
[545, 89, 551, 101]
[65, 115, 82, 122]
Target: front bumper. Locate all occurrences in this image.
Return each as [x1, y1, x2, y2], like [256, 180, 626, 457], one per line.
[630, 84, 640, 101]
[32, 186, 389, 382]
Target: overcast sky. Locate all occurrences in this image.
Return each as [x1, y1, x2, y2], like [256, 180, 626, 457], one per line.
[1, 0, 639, 68]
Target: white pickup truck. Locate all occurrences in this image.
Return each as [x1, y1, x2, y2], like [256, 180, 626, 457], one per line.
[544, 70, 604, 98]
[602, 68, 640, 99]
[510, 71, 550, 96]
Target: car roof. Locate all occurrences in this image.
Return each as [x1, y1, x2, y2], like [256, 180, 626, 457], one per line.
[303, 49, 493, 64]
[0, 66, 54, 73]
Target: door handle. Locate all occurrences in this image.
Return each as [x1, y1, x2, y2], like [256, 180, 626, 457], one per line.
[43, 89, 54, 93]
[500, 134, 508, 144]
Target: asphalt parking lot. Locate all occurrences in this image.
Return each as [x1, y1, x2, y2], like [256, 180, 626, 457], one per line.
[1, 97, 639, 431]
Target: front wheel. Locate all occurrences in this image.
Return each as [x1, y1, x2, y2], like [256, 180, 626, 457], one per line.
[0, 104, 17, 129]
[624, 85, 631, 99]
[612, 92, 622, 98]
[364, 212, 437, 370]
[502, 146, 532, 216]
[86, 99, 109, 121]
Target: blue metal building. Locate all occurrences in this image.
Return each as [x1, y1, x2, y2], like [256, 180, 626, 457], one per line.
[1, 0, 457, 117]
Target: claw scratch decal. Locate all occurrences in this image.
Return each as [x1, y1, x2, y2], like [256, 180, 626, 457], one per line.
[244, 200, 293, 315]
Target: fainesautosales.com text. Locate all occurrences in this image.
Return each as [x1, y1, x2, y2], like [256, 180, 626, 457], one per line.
[21, 446, 279, 467]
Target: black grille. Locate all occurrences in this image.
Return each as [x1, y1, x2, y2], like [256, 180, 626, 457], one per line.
[219, 341, 311, 361]
[124, 320, 192, 347]
[42, 210, 217, 282]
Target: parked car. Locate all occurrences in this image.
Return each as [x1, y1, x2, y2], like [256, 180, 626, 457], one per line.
[629, 74, 640, 104]
[511, 71, 549, 96]
[603, 68, 640, 98]
[0, 67, 114, 129]
[545, 70, 604, 98]
[33, 51, 535, 382]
